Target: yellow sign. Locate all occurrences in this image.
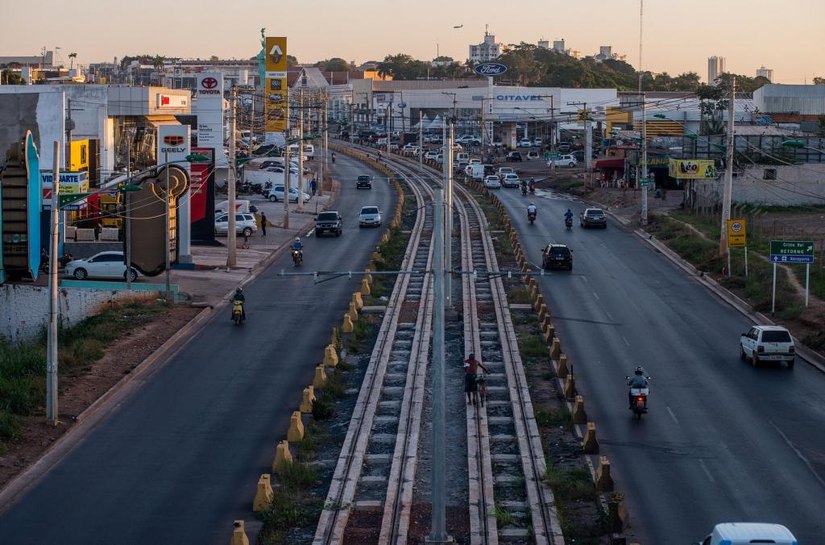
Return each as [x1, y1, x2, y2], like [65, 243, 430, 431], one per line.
[727, 219, 747, 248]
[668, 159, 718, 179]
[265, 77, 288, 133]
[265, 37, 287, 76]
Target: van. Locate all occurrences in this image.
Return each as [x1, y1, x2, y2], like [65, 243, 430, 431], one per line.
[696, 523, 798, 545]
[456, 152, 469, 163]
[286, 143, 313, 161]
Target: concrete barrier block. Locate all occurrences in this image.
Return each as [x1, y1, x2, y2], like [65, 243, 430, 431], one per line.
[252, 474, 273, 512]
[352, 292, 363, 310]
[360, 278, 371, 296]
[300, 386, 316, 413]
[65, 225, 77, 240]
[272, 440, 293, 471]
[348, 302, 359, 322]
[582, 422, 599, 454]
[331, 327, 340, 349]
[342, 313, 354, 333]
[542, 323, 555, 343]
[323, 344, 339, 367]
[596, 455, 614, 492]
[550, 337, 561, 360]
[364, 269, 373, 284]
[75, 228, 95, 241]
[557, 353, 569, 378]
[99, 227, 119, 241]
[608, 493, 630, 533]
[533, 293, 544, 311]
[287, 411, 304, 442]
[538, 304, 549, 324]
[312, 365, 327, 389]
[572, 394, 587, 424]
[564, 373, 576, 399]
[231, 520, 250, 545]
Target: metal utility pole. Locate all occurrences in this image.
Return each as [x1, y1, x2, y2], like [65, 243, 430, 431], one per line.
[638, 0, 649, 226]
[445, 121, 454, 308]
[46, 142, 61, 425]
[427, 189, 450, 544]
[298, 88, 305, 212]
[227, 86, 237, 268]
[720, 76, 736, 262]
[419, 110, 424, 174]
[164, 150, 172, 302]
[125, 139, 132, 290]
[321, 96, 328, 197]
[284, 139, 291, 229]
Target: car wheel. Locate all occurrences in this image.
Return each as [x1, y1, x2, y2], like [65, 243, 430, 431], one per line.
[125, 269, 138, 282]
[752, 353, 759, 367]
[242, 227, 253, 237]
[336, 229, 342, 237]
[269, 195, 278, 202]
[568, 162, 575, 167]
[739, 347, 747, 361]
[73, 268, 88, 280]
[787, 359, 795, 369]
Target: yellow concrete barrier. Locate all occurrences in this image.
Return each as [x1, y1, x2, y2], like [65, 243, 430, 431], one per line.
[608, 492, 630, 533]
[352, 292, 364, 310]
[300, 386, 316, 413]
[287, 411, 304, 442]
[538, 304, 549, 325]
[542, 323, 555, 343]
[348, 302, 359, 322]
[582, 422, 599, 454]
[231, 520, 250, 545]
[564, 373, 576, 399]
[534, 293, 544, 311]
[360, 278, 371, 296]
[331, 327, 340, 350]
[272, 440, 293, 470]
[572, 394, 587, 424]
[313, 365, 327, 389]
[596, 455, 614, 492]
[365, 269, 373, 284]
[550, 337, 561, 360]
[557, 353, 569, 378]
[324, 344, 339, 367]
[252, 474, 273, 512]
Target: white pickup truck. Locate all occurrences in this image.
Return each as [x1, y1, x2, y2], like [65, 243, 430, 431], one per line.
[739, 325, 796, 369]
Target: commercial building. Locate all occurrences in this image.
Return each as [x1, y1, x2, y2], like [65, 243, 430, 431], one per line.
[756, 66, 774, 82]
[469, 31, 501, 63]
[708, 56, 726, 83]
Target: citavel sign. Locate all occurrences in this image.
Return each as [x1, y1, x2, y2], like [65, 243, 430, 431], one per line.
[473, 62, 508, 77]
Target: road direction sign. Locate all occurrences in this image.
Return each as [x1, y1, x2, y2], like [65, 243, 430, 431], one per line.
[770, 240, 815, 263]
[639, 177, 652, 187]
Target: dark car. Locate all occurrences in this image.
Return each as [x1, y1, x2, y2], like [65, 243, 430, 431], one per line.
[315, 210, 343, 237]
[506, 151, 523, 162]
[580, 207, 607, 229]
[356, 175, 373, 189]
[542, 243, 573, 271]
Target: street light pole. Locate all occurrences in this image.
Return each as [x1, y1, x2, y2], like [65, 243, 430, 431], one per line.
[46, 141, 61, 425]
[164, 150, 172, 302]
[298, 88, 305, 212]
[227, 86, 237, 268]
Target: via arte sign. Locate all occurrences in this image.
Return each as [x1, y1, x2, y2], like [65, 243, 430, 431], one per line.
[473, 62, 508, 77]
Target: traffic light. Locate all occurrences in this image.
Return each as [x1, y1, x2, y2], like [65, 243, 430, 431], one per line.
[1, 131, 42, 281]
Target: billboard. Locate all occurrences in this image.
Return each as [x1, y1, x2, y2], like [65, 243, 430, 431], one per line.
[668, 159, 719, 179]
[196, 72, 224, 148]
[265, 36, 288, 135]
[190, 147, 215, 243]
[157, 124, 191, 165]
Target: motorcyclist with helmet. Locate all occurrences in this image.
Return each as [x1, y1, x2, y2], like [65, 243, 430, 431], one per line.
[232, 287, 246, 321]
[291, 237, 304, 264]
[564, 208, 574, 229]
[528, 177, 536, 193]
[627, 366, 650, 409]
[527, 202, 538, 222]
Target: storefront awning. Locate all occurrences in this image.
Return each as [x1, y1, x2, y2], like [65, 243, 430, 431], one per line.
[144, 115, 180, 128]
[594, 158, 625, 170]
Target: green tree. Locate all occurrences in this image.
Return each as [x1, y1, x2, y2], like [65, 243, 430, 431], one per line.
[814, 77, 825, 85]
[315, 58, 351, 72]
[1, 70, 25, 84]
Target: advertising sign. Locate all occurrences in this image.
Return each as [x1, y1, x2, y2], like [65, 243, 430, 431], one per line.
[196, 72, 224, 148]
[157, 125, 191, 165]
[668, 159, 718, 179]
[770, 240, 815, 263]
[265, 36, 288, 135]
[473, 62, 508, 77]
[189, 147, 215, 243]
[265, 37, 288, 78]
[727, 219, 747, 248]
[41, 171, 90, 210]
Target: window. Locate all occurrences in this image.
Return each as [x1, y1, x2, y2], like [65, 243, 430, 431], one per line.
[763, 168, 777, 180]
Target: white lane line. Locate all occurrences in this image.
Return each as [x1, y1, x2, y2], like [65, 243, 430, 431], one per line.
[769, 420, 825, 489]
[698, 459, 716, 483]
[666, 406, 679, 425]
[592, 291, 600, 300]
[621, 336, 631, 347]
[604, 310, 613, 321]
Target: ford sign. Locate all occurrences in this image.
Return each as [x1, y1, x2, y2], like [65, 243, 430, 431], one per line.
[474, 62, 508, 77]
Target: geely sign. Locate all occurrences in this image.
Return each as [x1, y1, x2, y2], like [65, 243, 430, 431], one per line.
[473, 62, 508, 77]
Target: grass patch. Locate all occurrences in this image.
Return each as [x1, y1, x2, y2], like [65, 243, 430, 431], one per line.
[0, 410, 21, 441]
[535, 406, 573, 430]
[493, 504, 515, 527]
[519, 334, 548, 363]
[544, 460, 597, 502]
[508, 287, 533, 305]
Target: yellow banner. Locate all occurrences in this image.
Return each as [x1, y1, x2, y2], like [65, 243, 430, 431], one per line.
[265, 77, 288, 133]
[727, 219, 747, 248]
[668, 159, 718, 179]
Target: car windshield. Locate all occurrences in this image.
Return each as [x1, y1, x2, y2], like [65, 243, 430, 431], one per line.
[358, 175, 371, 181]
[763, 330, 792, 342]
[361, 207, 379, 215]
[587, 210, 605, 216]
[317, 212, 338, 221]
[549, 247, 570, 256]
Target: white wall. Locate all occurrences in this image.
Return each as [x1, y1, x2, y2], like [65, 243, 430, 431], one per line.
[691, 163, 825, 207]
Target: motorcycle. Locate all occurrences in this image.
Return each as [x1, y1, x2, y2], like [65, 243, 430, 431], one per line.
[232, 300, 245, 325]
[292, 249, 303, 266]
[529, 183, 536, 194]
[331, 153, 336, 164]
[626, 376, 651, 420]
[565, 217, 573, 231]
[528, 210, 537, 224]
[521, 185, 527, 196]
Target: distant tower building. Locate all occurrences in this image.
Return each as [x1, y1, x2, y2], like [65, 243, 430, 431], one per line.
[708, 56, 726, 83]
[469, 27, 500, 63]
[756, 65, 774, 82]
[552, 39, 566, 54]
[594, 46, 615, 61]
[538, 39, 549, 50]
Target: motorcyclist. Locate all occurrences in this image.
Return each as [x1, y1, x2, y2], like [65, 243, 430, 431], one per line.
[292, 237, 304, 259]
[520, 179, 528, 195]
[564, 208, 574, 225]
[627, 366, 649, 408]
[232, 287, 246, 321]
[331, 152, 336, 163]
[528, 177, 536, 192]
[527, 203, 538, 217]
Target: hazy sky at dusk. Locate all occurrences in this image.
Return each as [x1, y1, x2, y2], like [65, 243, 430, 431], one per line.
[2, 0, 823, 83]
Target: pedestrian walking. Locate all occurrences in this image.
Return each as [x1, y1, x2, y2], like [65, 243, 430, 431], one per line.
[310, 178, 317, 196]
[260, 211, 267, 236]
[463, 353, 489, 405]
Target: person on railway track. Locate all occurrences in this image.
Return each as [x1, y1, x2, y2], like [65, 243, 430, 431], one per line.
[464, 353, 489, 405]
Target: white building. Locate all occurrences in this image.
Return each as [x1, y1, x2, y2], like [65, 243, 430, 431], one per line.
[469, 32, 500, 63]
[553, 40, 566, 54]
[756, 66, 774, 82]
[708, 56, 726, 83]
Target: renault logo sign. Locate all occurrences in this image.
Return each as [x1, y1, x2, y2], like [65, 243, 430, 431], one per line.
[474, 62, 508, 77]
[268, 44, 283, 65]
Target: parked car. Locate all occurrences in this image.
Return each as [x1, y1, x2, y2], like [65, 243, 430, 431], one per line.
[526, 150, 540, 160]
[557, 142, 573, 153]
[580, 208, 607, 229]
[357, 175, 373, 189]
[358, 205, 383, 228]
[497, 166, 515, 180]
[215, 212, 258, 236]
[456, 135, 481, 146]
[424, 150, 439, 161]
[315, 210, 343, 237]
[532, 137, 543, 147]
[506, 151, 523, 162]
[541, 243, 573, 271]
[548, 154, 577, 167]
[468, 158, 482, 165]
[267, 185, 311, 203]
[483, 176, 502, 189]
[740, 325, 796, 368]
[502, 173, 521, 188]
[65, 251, 140, 282]
[518, 138, 533, 148]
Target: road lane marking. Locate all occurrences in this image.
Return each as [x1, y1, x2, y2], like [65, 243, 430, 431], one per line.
[666, 406, 679, 425]
[698, 459, 716, 483]
[604, 310, 613, 321]
[592, 291, 600, 300]
[769, 420, 825, 489]
[621, 336, 630, 347]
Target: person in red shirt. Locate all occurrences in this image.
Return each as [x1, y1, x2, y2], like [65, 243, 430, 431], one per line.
[463, 353, 489, 405]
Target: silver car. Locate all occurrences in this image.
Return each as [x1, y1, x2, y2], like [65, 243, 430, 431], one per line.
[358, 205, 383, 228]
[65, 251, 140, 282]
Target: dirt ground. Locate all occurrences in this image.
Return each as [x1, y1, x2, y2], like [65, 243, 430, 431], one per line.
[0, 305, 202, 490]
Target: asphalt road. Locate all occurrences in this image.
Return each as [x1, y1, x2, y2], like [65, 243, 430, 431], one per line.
[0, 154, 397, 545]
[496, 186, 825, 544]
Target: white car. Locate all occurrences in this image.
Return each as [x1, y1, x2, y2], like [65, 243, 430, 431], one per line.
[483, 176, 502, 189]
[267, 185, 311, 203]
[548, 154, 578, 167]
[215, 212, 258, 236]
[497, 166, 515, 180]
[468, 158, 482, 165]
[740, 325, 796, 368]
[424, 150, 439, 161]
[518, 138, 533, 147]
[65, 251, 140, 282]
[358, 205, 382, 228]
[502, 173, 521, 188]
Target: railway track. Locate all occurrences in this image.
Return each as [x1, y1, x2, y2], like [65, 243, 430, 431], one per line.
[314, 145, 563, 544]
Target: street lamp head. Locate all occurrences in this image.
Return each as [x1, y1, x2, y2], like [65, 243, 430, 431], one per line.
[119, 184, 142, 192]
[781, 140, 805, 149]
[185, 153, 210, 162]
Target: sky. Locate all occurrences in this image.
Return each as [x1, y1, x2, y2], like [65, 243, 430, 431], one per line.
[2, 0, 824, 84]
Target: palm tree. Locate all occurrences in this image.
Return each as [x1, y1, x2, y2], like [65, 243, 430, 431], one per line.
[68, 52, 77, 70]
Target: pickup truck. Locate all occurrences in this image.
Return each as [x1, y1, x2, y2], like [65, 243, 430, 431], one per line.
[740, 325, 795, 368]
[315, 210, 343, 237]
[356, 175, 373, 189]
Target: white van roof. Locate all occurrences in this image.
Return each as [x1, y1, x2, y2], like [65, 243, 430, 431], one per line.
[712, 523, 797, 544]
